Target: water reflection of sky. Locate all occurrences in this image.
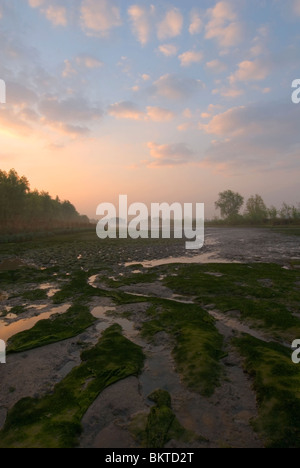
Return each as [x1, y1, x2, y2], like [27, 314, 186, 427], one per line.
[125, 252, 237, 268]
[0, 304, 70, 342]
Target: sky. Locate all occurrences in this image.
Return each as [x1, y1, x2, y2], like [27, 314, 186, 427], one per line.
[0, 0, 299, 218]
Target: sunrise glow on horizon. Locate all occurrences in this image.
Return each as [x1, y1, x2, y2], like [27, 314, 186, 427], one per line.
[0, 0, 299, 218]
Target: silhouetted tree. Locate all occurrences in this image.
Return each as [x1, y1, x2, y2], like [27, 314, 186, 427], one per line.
[245, 194, 268, 223]
[0, 169, 90, 233]
[215, 190, 244, 221]
[280, 202, 300, 222]
[268, 205, 278, 222]
[0, 169, 29, 222]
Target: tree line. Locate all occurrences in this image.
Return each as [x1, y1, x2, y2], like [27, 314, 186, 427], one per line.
[214, 190, 300, 225]
[0, 169, 90, 234]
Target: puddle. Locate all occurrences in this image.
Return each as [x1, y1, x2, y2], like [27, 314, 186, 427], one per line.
[204, 272, 224, 277]
[48, 289, 60, 298]
[91, 306, 116, 319]
[122, 291, 150, 298]
[91, 306, 139, 340]
[0, 304, 70, 342]
[90, 274, 197, 305]
[125, 252, 238, 268]
[88, 275, 99, 288]
[27, 304, 48, 311]
[39, 283, 60, 298]
[208, 310, 289, 347]
[119, 289, 195, 305]
[170, 294, 196, 304]
[209, 310, 266, 341]
[5, 313, 17, 320]
[139, 345, 183, 398]
[57, 361, 78, 379]
[39, 283, 53, 290]
[0, 308, 10, 318]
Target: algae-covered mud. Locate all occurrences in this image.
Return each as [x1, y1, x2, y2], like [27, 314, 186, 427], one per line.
[0, 227, 299, 448]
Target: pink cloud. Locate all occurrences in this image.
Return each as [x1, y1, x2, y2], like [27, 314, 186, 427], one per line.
[201, 101, 300, 172]
[151, 74, 205, 100]
[229, 59, 271, 83]
[158, 44, 178, 57]
[128, 5, 154, 45]
[189, 9, 203, 35]
[28, 0, 44, 7]
[157, 8, 183, 40]
[179, 50, 203, 67]
[80, 0, 122, 36]
[147, 141, 195, 167]
[107, 102, 175, 123]
[206, 59, 227, 73]
[44, 5, 67, 26]
[107, 101, 144, 121]
[294, 0, 300, 15]
[146, 106, 175, 122]
[205, 1, 243, 47]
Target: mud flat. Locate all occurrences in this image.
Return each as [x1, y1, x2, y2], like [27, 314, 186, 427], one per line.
[0, 228, 299, 447]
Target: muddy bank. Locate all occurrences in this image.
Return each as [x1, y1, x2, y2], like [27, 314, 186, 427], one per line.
[124, 228, 300, 268]
[80, 377, 146, 448]
[0, 333, 87, 429]
[202, 228, 300, 264]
